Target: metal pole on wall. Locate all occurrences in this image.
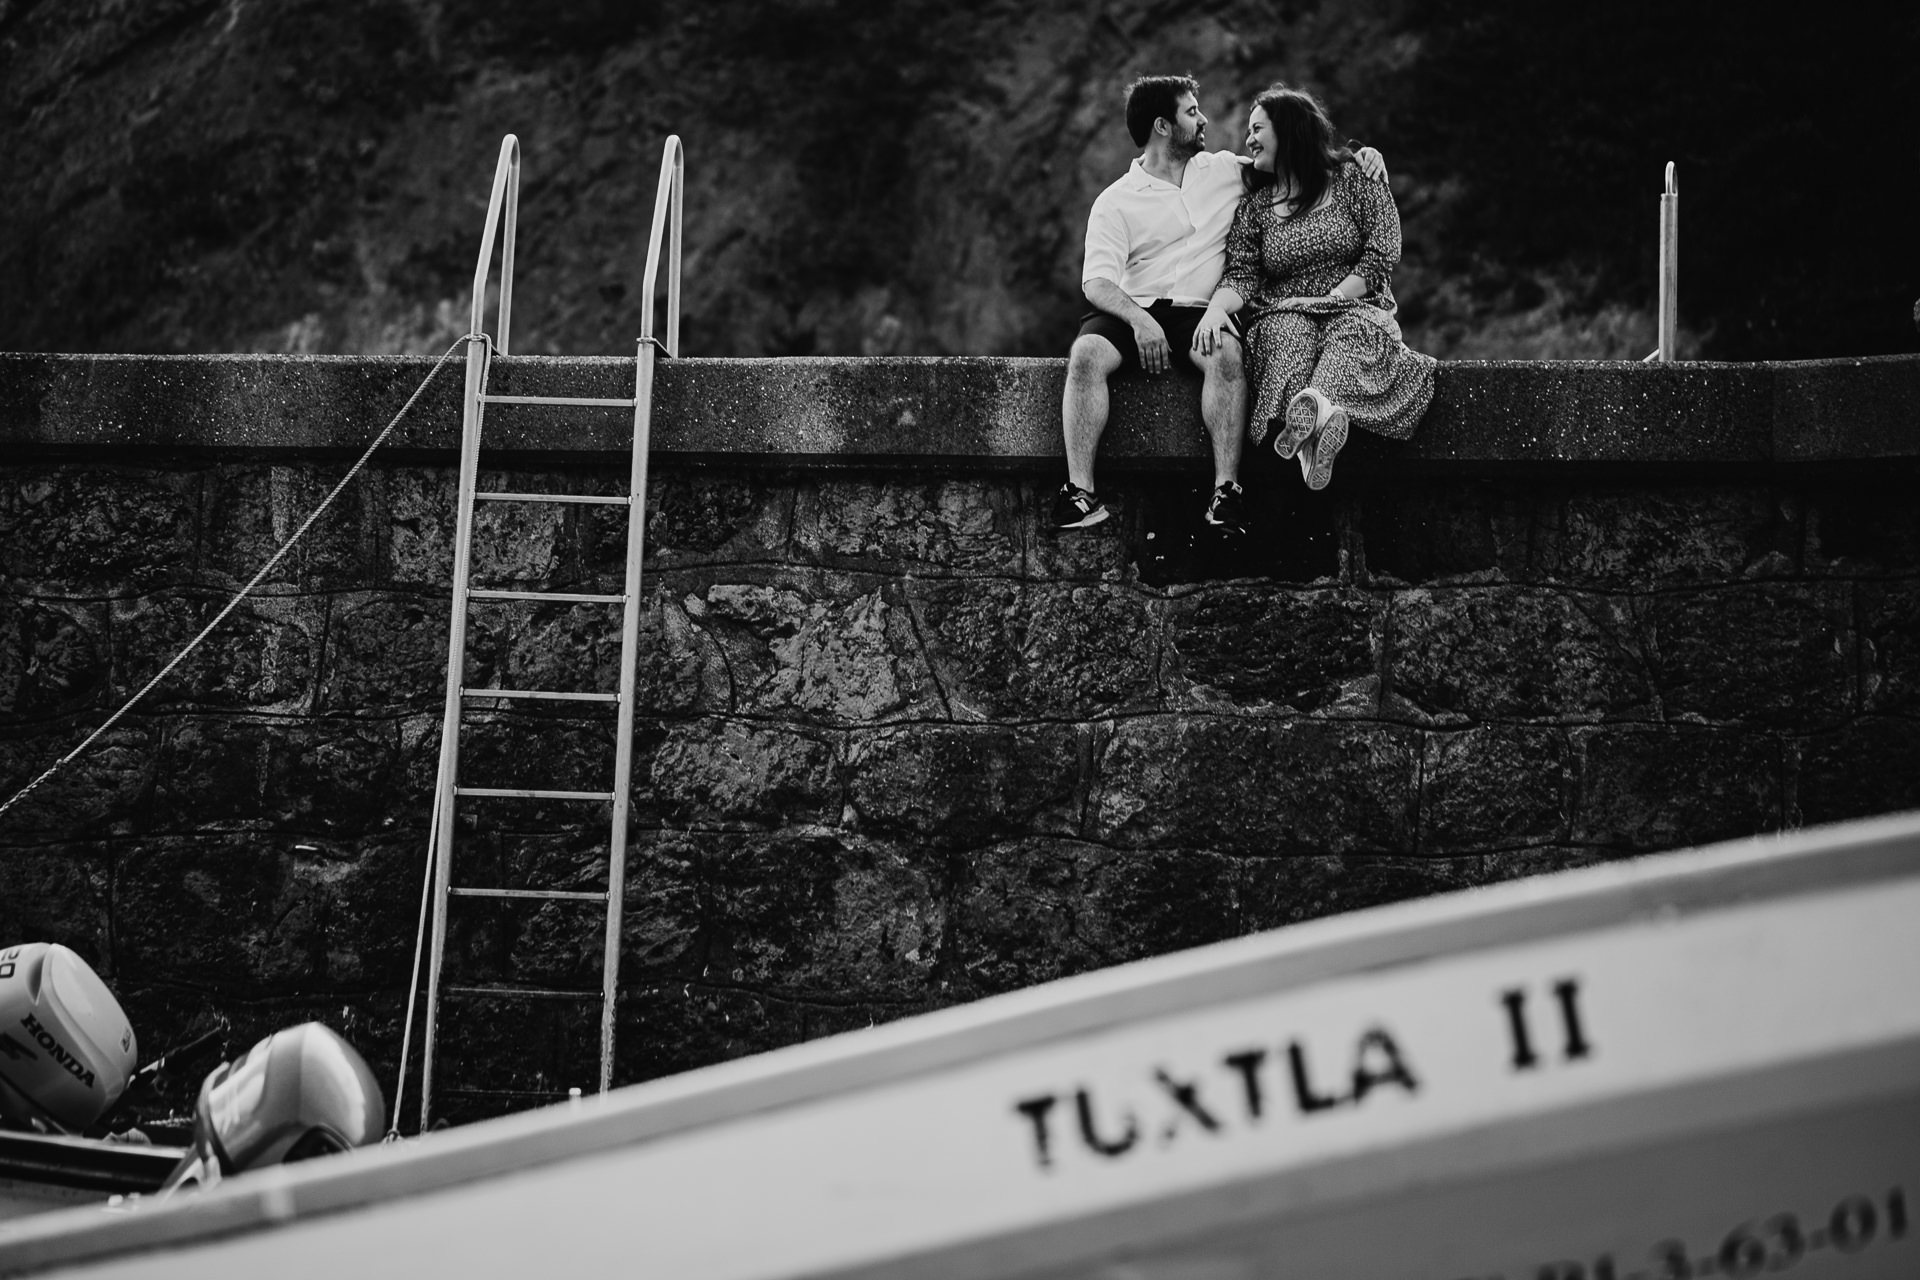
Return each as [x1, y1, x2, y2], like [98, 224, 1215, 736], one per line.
[1657, 162, 1678, 361]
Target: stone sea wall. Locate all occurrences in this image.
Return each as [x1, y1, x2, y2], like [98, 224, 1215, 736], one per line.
[1, 352, 1917, 1128]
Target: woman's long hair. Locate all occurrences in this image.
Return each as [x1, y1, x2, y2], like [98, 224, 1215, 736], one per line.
[1242, 84, 1353, 213]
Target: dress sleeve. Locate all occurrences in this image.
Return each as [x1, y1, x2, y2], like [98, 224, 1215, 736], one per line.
[1345, 165, 1402, 293]
[1081, 191, 1129, 290]
[1220, 196, 1261, 302]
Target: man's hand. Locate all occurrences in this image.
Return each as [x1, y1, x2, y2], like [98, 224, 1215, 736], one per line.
[1355, 145, 1389, 185]
[1131, 313, 1172, 374]
[1191, 306, 1233, 357]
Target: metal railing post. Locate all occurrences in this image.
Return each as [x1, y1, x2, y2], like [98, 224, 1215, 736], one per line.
[1657, 162, 1678, 362]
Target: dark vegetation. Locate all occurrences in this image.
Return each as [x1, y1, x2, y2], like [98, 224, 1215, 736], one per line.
[0, 0, 1914, 359]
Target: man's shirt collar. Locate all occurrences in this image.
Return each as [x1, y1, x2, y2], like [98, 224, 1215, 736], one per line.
[1121, 149, 1243, 190]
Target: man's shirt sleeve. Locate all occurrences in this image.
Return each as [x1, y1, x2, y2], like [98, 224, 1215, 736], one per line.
[1081, 191, 1129, 291]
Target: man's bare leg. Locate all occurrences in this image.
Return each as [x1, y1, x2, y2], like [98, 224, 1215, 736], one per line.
[1193, 337, 1247, 487]
[1063, 334, 1123, 493]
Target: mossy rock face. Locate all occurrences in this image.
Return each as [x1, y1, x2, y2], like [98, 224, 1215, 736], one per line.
[3, 4, 1912, 363]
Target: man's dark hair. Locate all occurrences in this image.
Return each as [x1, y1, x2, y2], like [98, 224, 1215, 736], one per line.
[1124, 75, 1199, 148]
[1241, 83, 1354, 211]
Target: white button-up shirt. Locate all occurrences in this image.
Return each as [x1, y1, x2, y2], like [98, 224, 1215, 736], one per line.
[1081, 149, 1252, 307]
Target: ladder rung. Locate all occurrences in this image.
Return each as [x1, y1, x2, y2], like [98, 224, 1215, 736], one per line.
[443, 985, 603, 1002]
[468, 589, 624, 604]
[480, 394, 637, 408]
[461, 688, 619, 703]
[474, 492, 630, 506]
[448, 887, 609, 903]
[454, 787, 615, 801]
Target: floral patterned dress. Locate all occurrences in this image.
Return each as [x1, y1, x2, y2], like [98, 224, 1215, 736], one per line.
[1220, 161, 1435, 446]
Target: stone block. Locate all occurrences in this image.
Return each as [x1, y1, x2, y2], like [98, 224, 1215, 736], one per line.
[947, 839, 1239, 996]
[381, 467, 458, 589]
[151, 716, 404, 835]
[1026, 485, 1136, 583]
[0, 842, 112, 965]
[1805, 478, 1920, 577]
[792, 476, 1023, 575]
[1238, 854, 1489, 933]
[1163, 585, 1381, 712]
[913, 579, 1161, 720]
[312, 834, 424, 987]
[415, 995, 600, 1110]
[466, 492, 568, 587]
[485, 600, 620, 699]
[695, 830, 944, 1002]
[1135, 470, 1343, 588]
[1861, 580, 1920, 715]
[1554, 486, 1801, 589]
[440, 893, 604, 992]
[624, 472, 792, 569]
[629, 585, 731, 716]
[618, 829, 704, 977]
[843, 723, 1085, 846]
[614, 982, 897, 1086]
[110, 592, 321, 711]
[1643, 582, 1852, 726]
[682, 573, 943, 724]
[1419, 726, 1574, 853]
[0, 723, 155, 837]
[1387, 587, 1650, 722]
[1479, 846, 1618, 885]
[1793, 718, 1920, 827]
[641, 717, 839, 829]
[319, 594, 466, 713]
[1089, 716, 1419, 856]
[1355, 479, 1516, 585]
[199, 464, 374, 591]
[454, 713, 618, 811]
[0, 596, 110, 719]
[113, 834, 385, 994]
[1, 466, 197, 592]
[1572, 726, 1782, 851]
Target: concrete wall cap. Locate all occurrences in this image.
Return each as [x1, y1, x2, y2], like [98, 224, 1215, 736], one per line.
[0, 351, 1914, 469]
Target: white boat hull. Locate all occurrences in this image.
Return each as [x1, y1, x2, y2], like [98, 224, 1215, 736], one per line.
[4, 812, 1917, 1279]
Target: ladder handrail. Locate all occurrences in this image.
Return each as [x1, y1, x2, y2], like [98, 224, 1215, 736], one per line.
[467, 134, 522, 355]
[639, 136, 683, 356]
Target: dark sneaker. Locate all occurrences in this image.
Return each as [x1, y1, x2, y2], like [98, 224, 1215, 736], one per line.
[1306, 406, 1348, 490]
[1050, 481, 1110, 529]
[1202, 480, 1246, 534]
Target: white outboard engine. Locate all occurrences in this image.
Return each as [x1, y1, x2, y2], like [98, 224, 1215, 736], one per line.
[160, 1022, 384, 1196]
[0, 943, 138, 1134]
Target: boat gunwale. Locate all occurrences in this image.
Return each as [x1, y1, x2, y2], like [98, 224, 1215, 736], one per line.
[3, 809, 1918, 1275]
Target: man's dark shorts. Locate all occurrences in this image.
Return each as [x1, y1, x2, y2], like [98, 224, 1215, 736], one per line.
[1075, 298, 1243, 376]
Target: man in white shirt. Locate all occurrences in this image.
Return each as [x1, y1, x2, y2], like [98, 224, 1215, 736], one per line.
[1052, 76, 1382, 535]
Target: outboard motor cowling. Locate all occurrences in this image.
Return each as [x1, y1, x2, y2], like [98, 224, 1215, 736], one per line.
[0, 943, 138, 1134]
[160, 1022, 383, 1195]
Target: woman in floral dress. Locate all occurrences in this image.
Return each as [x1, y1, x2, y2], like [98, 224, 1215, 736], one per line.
[1191, 85, 1435, 490]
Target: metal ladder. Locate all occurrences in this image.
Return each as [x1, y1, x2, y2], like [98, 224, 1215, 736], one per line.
[417, 132, 683, 1130]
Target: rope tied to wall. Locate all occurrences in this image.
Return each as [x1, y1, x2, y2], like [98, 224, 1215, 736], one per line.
[0, 332, 489, 827]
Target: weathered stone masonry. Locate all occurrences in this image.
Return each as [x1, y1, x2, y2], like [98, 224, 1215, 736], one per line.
[1, 352, 1917, 1126]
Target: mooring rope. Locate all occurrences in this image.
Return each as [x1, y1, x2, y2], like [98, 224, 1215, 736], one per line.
[0, 332, 485, 825]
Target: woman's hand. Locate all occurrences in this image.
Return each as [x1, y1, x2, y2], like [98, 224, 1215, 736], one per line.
[1190, 305, 1234, 357]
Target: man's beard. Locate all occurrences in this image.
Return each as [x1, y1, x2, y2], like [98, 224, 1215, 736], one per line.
[1171, 125, 1205, 160]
